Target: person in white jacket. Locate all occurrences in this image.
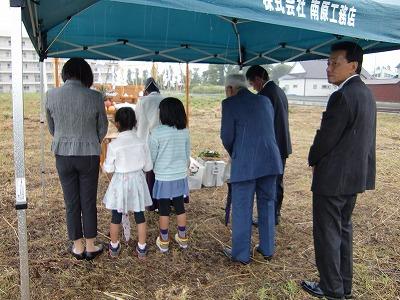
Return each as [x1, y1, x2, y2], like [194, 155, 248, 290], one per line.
[135, 77, 164, 141]
[135, 77, 164, 210]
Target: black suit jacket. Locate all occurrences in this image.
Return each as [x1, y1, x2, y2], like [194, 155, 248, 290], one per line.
[259, 81, 292, 159]
[309, 76, 376, 196]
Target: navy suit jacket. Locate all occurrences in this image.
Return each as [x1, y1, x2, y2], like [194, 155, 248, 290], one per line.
[220, 88, 282, 183]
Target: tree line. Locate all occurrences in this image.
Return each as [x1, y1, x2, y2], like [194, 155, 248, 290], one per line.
[126, 64, 292, 88]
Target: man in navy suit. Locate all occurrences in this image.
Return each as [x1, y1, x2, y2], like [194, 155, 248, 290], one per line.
[220, 74, 282, 264]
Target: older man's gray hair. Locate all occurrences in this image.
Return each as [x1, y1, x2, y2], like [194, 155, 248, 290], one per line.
[225, 74, 247, 89]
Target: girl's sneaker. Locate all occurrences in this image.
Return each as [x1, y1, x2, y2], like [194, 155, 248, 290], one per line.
[136, 245, 148, 259]
[108, 243, 121, 258]
[174, 233, 188, 249]
[156, 236, 170, 253]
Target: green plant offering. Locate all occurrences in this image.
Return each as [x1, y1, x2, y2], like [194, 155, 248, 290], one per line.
[199, 150, 220, 158]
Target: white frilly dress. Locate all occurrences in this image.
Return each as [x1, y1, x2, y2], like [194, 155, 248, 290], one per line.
[103, 170, 152, 213]
[102, 130, 153, 214]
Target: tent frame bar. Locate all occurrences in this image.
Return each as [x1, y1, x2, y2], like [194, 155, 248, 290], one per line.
[47, 35, 344, 66]
[27, 0, 37, 38]
[45, 16, 72, 53]
[243, 36, 339, 65]
[187, 45, 237, 64]
[124, 43, 185, 62]
[218, 16, 243, 65]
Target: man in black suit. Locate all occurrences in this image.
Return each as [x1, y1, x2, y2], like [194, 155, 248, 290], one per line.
[301, 42, 376, 300]
[246, 65, 292, 225]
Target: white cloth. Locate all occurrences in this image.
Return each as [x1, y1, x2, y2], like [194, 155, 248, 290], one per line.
[103, 170, 153, 213]
[102, 129, 153, 173]
[223, 159, 231, 182]
[135, 92, 164, 140]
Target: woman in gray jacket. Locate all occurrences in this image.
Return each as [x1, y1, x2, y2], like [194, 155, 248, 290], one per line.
[46, 58, 108, 260]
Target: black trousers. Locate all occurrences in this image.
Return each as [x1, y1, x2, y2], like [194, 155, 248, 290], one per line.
[56, 155, 100, 241]
[313, 193, 357, 298]
[275, 158, 286, 217]
[145, 170, 157, 211]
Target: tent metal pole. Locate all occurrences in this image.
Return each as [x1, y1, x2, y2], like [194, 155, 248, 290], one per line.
[10, 3, 30, 299]
[40, 61, 46, 202]
[185, 63, 190, 124]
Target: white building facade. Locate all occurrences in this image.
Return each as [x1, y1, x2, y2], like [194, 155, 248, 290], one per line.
[372, 65, 397, 79]
[279, 60, 371, 97]
[0, 33, 125, 93]
[0, 35, 56, 93]
[279, 61, 336, 97]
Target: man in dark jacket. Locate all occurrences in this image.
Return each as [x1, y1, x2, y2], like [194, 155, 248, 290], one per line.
[301, 41, 376, 300]
[220, 74, 282, 264]
[246, 65, 292, 224]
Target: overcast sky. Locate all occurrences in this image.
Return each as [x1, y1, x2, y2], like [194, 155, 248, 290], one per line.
[1, 2, 399, 75]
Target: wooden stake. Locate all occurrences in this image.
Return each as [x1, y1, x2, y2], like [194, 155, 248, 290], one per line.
[185, 62, 190, 124]
[54, 58, 60, 87]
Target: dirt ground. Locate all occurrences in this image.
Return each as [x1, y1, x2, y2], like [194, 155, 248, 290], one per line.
[0, 93, 399, 299]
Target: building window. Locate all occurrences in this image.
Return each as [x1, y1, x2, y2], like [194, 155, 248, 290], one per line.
[6, 51, 11, 57]
[22, 41, 26, 46]
[0, 86, 3, 92]
[34, 75, 40, 82]
[313, 84, 318, 89]
[22, 52, 26, 58]
[7, 63, 11, 69]
[23, 85, 29, 91]
[23, 75, 29, 80]
[24, 63, 28, 69]
[321, 85, 330, 89]
[8, 40, 11, 46]
[293, 84, 298, 89]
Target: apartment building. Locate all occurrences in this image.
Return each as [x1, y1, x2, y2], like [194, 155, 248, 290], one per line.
[0, 35, 57, 93]
[0, 32, 122, 94]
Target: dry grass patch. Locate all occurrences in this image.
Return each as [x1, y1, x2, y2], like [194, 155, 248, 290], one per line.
[0, 93, 399, 299]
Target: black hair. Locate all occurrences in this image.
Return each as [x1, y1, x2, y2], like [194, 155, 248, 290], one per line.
[115, 107, 137, 132]
[145, 81, 160, 93]
[331, 41, 363, 74]
[245, 65, 269, 81]
[61, 57, 94, 88]
[159, 97, 187, 130]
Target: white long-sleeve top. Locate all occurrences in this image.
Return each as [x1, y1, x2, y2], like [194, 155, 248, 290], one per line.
[135, 92, 164, 140]
[103, 130, 153, 173]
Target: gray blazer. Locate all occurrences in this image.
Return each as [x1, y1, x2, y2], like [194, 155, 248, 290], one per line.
[46, 79, 108, 156]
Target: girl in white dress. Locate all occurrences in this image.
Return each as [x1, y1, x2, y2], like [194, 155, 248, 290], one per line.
[103, 107, 153, 258]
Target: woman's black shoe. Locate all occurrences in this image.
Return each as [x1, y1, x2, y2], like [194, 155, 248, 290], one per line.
[85, 244, 104, 261]
[69, 246, 85, 260]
